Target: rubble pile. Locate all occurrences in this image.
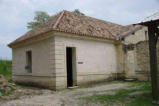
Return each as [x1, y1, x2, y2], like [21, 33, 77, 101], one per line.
[0, 74, 54, 101]
[0, 74, 15, 96]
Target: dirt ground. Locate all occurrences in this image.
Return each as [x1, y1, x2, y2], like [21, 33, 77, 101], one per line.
[0, 82, 129, 106]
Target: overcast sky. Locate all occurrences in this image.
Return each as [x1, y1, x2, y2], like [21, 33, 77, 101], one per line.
[0, 0, 159, 59]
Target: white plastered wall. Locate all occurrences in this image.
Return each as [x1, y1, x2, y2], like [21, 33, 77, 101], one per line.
[11, 33, 56, 89]
[54, 33, 118, 89]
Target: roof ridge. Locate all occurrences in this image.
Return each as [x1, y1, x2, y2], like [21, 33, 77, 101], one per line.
[52, 10, 65, 29]
[64, 10, 123, 27]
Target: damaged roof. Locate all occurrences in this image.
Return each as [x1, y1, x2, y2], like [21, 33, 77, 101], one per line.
[120, 25, 143, 38]
[9, 10, 131, 47]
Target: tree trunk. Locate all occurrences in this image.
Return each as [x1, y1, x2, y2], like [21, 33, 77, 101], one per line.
[148, 26, 159, 102]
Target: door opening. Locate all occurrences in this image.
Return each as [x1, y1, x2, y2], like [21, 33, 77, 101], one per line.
[66, 47, 76, 87]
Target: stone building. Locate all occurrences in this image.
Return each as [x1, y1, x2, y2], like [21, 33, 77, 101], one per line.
[8, 10, 151, 90]
[120, 25, 150, 81]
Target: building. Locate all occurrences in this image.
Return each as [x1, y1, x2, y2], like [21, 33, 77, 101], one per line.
[8, 10, 150, 90]
[120, 25, 150, 81]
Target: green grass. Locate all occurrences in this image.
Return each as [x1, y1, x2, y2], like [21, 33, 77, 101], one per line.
[0, 59, 12, 76]
[84, 82, 158, 106]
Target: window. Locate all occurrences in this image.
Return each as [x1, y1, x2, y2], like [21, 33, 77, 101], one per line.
[25, 51, 32, 73]
[132, 32, 135, 35]
[121, 37, 125, 41]
[145, 31, 148, 40]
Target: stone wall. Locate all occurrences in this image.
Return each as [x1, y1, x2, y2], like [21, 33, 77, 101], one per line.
[135, 41, 150, 81]
[124, 47, 137, 79]
[124, 27, 148, 45]
[124, 41, 159, 81]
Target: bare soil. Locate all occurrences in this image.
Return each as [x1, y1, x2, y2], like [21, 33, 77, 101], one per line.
[0, 82, 129, 106]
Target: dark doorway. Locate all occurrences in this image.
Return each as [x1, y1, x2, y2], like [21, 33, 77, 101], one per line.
[66, 47, 74, 87]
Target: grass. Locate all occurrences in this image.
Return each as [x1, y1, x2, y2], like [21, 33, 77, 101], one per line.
[0, 59, 12, 76]
[84, 82, 158, 106]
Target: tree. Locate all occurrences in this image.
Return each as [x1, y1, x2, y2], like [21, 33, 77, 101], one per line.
[73, 9, 85, 15]
[27, 11, 50, 29]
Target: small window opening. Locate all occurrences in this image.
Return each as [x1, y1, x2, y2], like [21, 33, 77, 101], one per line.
[25, 51, 32, 73]
[145, 31, 148, 40]
[121, 37, 125, 41]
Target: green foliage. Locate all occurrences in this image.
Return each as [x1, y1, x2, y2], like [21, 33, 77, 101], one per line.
[27, 11, 50, 29]
[73, 9, 85, 15]
[84, 82, 157, 106]
[27, 10, 85, 29]
[0, 60, 12, 76]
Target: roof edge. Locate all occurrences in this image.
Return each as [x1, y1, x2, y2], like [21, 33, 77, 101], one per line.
[8, 29, 117, 48]
[8, 29, 54, 48]
[53, 29, 117, 41]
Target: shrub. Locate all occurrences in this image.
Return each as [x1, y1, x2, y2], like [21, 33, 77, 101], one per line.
[0, 60, 12, 76]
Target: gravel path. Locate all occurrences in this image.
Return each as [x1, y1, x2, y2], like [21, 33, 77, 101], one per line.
[1, 82, 129, 106]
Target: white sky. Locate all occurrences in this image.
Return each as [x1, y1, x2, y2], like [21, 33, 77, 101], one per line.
[0, 0, 159, 59]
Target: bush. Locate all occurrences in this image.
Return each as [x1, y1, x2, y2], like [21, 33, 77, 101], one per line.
[0, 60, 12, 76]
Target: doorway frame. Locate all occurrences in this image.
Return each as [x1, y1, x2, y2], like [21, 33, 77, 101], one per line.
[66, 47, 77, 87]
